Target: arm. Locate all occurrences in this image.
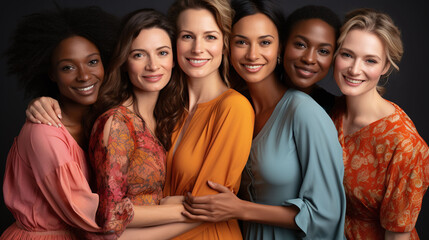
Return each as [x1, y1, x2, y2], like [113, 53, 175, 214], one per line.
[183, 181, 299, 229]
[385, 231, 411, 240]
[119, 222, 200, 240]
[26, 96, 62, 127]
[26, 123, 101, 231]
[89, 112, 187, 237]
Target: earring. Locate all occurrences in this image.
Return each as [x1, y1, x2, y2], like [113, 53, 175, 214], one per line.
[277, 56, 281, 65]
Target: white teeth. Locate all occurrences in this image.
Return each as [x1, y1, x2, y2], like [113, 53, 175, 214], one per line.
[245, 65, 262, 69]
[77, 84, 94, 91]
[346, 77, 363, 84]
[189, 59, 208, 63]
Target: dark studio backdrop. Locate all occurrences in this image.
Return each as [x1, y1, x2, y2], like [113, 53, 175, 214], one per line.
[1, 0, 428, 237]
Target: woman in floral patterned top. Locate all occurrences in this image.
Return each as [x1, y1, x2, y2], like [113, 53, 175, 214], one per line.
[331, 8, 429, 240]
[87, 9, 190, 239]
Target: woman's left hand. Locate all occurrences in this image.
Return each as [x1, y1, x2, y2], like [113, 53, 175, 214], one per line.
[182, 181, 242, 222]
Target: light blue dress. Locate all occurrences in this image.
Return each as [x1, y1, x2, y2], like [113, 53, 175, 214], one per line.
[241, 89, 346, 239]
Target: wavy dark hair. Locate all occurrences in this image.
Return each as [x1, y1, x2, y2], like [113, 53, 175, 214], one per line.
[90, 9, 182, 150]
[6, 6, 118, 99]
[167, 0, 232, 110]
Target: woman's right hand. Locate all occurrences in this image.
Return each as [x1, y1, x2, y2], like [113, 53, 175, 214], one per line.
[160, 195, 185, 205]
[26, 97, 62, 127]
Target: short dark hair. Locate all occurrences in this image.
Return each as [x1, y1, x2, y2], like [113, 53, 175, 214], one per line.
[6, 6, 119, 99]
[285, 5, 341, 43]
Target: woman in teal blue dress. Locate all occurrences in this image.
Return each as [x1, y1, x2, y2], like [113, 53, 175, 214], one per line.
[182, 0, 346, 239]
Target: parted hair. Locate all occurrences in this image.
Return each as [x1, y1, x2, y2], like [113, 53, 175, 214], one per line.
[167, 0, 233, 110]
[336, 8, 403, 94]
[90, 8, 182, 150]
[6, 6, 118, 99]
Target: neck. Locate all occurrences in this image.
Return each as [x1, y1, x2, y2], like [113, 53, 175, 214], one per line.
[58, 97, 90, 148]
[187, 70, 228, 111]
[126, 88, 159, 123]
[247, 76, 287, 114]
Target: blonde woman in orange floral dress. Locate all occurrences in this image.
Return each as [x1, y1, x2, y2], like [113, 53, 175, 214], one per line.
[331, 8, 429, 240]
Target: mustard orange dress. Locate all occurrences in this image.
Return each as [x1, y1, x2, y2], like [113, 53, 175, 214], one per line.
[89, 106, 166, 238]
[332, 100, 429, 239]
[164, 89, 254, 239]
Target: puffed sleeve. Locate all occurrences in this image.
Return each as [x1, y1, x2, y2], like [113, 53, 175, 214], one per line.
[191, 93, 254, 196]
[24, 123, 101, 232]
[381, 135, 429, 232]
[283, 98, 346, 239]
[89, 111, 135, 237]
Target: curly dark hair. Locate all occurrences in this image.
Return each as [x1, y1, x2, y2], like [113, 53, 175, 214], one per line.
[285, 5, 341, 45]
[6, 6, 119, 99]
[90, 8, 183, 150]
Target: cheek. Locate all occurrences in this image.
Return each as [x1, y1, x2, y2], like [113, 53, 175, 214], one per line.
[334, 57, 348, 74]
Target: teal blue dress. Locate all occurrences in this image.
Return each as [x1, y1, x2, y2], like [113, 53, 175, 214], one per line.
[241, 89, 346, 239]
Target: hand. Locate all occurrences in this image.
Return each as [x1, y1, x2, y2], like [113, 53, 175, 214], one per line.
[26, 97, 62, 127]
[160, 195, 185, 205]
[182, 181, 241, 222]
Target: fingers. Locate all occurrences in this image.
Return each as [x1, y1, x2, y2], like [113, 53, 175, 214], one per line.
[207, 181, 231, 193]
[185, 192, 211, 205]
[26, 97, 62, 127]
[183, 201, 212, 215]
[181, 210, 210, 222]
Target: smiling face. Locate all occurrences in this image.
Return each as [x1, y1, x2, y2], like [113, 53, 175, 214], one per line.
[176, 8, 224, 81]
[334, 29, 389, 98]
[230, 13, 279, 84]
[50, 35, 103, 106]
[283, 18, 336, 93]
[126, 28, 173, 94]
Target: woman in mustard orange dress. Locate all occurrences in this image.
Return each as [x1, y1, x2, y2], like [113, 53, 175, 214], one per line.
[331, 8, 429, 239]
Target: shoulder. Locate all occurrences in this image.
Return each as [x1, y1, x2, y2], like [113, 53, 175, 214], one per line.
[285, 89, 330, 121]
[215, 89, 254, 116]
[20, 121, 70, 147]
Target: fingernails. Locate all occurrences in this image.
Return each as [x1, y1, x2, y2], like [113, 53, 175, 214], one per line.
[58, 114, 62, 119]
[58, 123, 62, 128]
[37, 121, 41, 124]
[48, 122, 52, 126]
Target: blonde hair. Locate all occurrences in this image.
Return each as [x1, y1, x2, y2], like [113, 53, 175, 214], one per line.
[336, 8, 403, 94]
[168, 0, 233, 109]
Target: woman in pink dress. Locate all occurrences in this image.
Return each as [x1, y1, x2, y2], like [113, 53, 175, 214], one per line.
[331, 8, 429, 239]
[1, 6, 118, 240]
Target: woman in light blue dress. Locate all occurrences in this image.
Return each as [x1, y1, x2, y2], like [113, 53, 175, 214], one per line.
[182, 0, 346, 239]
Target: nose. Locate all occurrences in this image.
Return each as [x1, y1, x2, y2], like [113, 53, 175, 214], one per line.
[348, 60, 361, 76]
[245, 44, 259, 61]
[145, 56, 160, 71]
[302, 48, 316, 65]
[77, 65, 90, 81]
[192, 38, 203, 54]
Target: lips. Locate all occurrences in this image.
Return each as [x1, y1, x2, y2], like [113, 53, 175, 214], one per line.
[242, 64, 263, 73]
[187, 58, 209, 67]
[73, 82, 98, 96]
[344, 75, 365, 86]
[143, 74, 163, 82]
[295, 65, 317, 78]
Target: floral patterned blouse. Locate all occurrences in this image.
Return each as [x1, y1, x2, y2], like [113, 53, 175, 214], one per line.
[332, 100, 429, 239]
[89, 106, 166, 237]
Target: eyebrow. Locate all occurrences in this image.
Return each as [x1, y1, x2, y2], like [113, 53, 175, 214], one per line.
[232, 34, 275, 40]
[56, 52, 100, 65]
[129, 45, 172, 53]
[180, 30, 221, 35]
[295, 35, 333, 48]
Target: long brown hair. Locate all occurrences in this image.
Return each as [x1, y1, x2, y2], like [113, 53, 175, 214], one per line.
[88, 9, 183, 150]
[167, 0, 233, 110]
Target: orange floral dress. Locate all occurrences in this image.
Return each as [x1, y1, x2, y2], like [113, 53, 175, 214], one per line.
[89, 106, 166, 237]
[332, 100, 429, 239]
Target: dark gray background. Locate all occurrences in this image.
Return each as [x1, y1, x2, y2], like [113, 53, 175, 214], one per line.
[1, 0, 428, 238]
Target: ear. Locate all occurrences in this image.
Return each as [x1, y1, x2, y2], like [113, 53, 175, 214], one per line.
[382, 62, 391, 75]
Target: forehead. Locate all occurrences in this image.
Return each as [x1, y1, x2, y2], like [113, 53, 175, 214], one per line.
[177, 8, 220, 32]
[131, 28, 172, 48]
[342, 29, 385, 58]
[52, 36, 99, 60]
[290, 18, 336, 44]
[233, 13, 278, 37]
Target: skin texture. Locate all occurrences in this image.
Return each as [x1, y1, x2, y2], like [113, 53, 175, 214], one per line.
[283, 18, 336, 94]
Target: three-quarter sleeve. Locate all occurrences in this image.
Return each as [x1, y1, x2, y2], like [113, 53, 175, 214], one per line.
[283, 100, 346, 239]
[90, 112, 135, 236]
[25, 123, 101, 232]
[191, 94, 254, 196]
[381, 137, 429, 232]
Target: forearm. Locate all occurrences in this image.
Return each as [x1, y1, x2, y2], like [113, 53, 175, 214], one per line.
[119, 222, 201, 240]
[385, 230, 411, 240]
[239, 199, 300, 229]
[128, 204, 187, 228]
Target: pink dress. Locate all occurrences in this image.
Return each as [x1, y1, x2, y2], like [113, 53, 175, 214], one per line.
[1, 121, 101, 240]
